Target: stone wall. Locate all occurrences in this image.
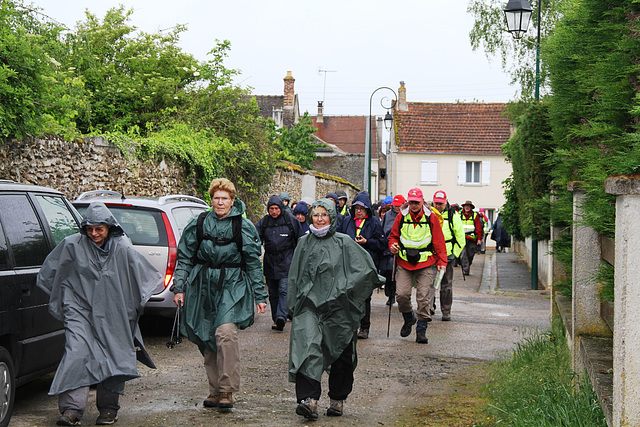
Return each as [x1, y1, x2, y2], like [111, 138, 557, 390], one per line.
[0, 137, 358, 217]
[311, 154, 364, 189]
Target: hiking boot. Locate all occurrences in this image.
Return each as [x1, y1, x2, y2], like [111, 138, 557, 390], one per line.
[296, 397, 318, 420]
[218, 392, 234, 409]
[416, 320, 429, 344]
[271, 323, 277, 330]
[276, 316, 286, 331]
[327, 398, 344, 417]
[56, 413, 81, 426]
[441, 314, 451, 321]
[203, 393, 221, 407]
[95, 412, 118, 425]
[357, 328, 369, 339]
[400, 312, 416, 337]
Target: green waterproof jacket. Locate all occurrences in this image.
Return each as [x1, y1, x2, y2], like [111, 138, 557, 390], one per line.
[287, 198, 384, 382]
[172, 199, 267, 354]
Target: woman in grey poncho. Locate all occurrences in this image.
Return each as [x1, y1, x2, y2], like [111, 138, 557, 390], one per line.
[37, 202, 161, 426]
[288, 198, 383, 420]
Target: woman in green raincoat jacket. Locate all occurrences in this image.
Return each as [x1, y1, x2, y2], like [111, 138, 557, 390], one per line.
[288, 198, 384, 420]
[172, 178, 268, 411]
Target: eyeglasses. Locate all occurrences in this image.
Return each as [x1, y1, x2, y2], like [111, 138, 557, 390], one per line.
[311, 213, 330, 219]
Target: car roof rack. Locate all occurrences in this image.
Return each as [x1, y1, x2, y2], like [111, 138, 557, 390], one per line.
[158, 195, 208, 206]
[75, 190, 124, 201]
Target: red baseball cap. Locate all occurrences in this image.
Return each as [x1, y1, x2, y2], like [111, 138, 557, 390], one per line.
[392, 194, 406, 206]
[432, 190, 447, 204]
[407, 188, 423, 202]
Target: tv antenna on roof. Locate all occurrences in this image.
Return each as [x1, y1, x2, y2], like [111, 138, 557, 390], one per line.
[318, 67, 337, 103]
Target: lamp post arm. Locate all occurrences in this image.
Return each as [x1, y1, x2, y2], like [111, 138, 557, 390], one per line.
[366, 87, 397, 197]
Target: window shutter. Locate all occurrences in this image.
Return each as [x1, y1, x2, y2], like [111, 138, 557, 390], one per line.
[457, 161, 465, 185]
[482, 161, 491, 185]
[421, 161, 438, 184]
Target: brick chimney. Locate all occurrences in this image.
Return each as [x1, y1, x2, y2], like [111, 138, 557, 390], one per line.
[317, 101, 324, 124]
[283, 71, 295, 110]
[398, 81, 408, 111]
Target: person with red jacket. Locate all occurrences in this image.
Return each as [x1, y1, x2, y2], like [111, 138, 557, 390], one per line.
[389, 188, 447, 344]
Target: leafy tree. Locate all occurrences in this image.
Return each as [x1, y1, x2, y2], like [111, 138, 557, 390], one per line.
[275, 113, 323, 169]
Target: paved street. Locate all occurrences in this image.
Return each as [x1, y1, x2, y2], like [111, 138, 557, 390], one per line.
[10, 249, 550, 426]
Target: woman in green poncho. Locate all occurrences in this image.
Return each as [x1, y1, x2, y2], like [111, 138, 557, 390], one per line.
[288, 198, 383, 420]
[172, 178, 268, 411]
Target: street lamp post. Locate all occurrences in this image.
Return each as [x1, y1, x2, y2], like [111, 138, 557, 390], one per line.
[504, 0, 542, 290]
[365, 87, 397, 198]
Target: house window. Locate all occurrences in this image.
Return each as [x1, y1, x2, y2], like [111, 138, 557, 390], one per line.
[466, 161, 481, 183]
[421, 160, 437, 185]
[457, 160, 491, 185]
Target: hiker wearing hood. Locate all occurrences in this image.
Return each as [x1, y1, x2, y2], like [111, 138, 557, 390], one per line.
[288, 199, 384, 420]
[255, 195, 303, 331]
[172, 178, 268, 411]
[37, 202, 161, 426]
[337, 191, 385, 339]
[278, 192, 293, 215]
[293, 201, 310, 235]
[389, 188, 447, 344]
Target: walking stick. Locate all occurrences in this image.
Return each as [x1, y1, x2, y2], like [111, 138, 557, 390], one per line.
[387, 255, 397, 338]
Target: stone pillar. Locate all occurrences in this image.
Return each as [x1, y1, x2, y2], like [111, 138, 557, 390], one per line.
[568, 182, 609, 373]
[605, 175, 640, 427]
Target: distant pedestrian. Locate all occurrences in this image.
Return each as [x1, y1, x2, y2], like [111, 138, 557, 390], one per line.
[293, 201, 310, 235]
[288, 198, 383, 420]
[335, 189, 349, 216]
[337, 191, 385, 339]
[37, 202, 161, 426]
[430, 190, 465, 321]
[491, 212, 511, 253]
[172, 178, 268, 411]
[478, 208, 491, 254]
[326, 192, 345, 228]
[255, 195, 303, 331]
[389, 188, 447, 343]
[279, 192, 293, 215]
[459, 200, 483, 275]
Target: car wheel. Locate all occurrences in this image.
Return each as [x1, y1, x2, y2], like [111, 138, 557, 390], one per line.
[0, 347, 15, 427]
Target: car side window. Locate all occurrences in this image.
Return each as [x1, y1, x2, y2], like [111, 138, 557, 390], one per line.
[0, 220, 8, 270]
[35, 195, 79, 245]
[172, 207, 207, 236]
[0, 195, 49, 267]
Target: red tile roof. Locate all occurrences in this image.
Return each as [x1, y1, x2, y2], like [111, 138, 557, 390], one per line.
[311, 116, 378, 154]
[395, 103, 511, 154]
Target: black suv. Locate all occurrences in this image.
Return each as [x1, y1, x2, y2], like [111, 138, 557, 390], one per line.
[0, 180, 81, 427]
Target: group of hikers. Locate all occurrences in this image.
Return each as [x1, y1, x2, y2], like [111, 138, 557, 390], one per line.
[36, 177, 504, 425]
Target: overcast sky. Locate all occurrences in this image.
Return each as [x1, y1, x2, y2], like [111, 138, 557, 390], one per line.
[31, 0, 516, 117]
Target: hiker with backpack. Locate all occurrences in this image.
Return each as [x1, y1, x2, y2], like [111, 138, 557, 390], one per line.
[388, 188, 447, 344]
[255, 194, 303, 331]
[459, 200, 484, 275]
[172, 178, 268, 411]
[430, 190, 466, 321]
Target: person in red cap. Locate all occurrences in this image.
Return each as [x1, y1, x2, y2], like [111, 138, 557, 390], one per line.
[430, 190, 465, 321]
[388, 188, 447, 343]
[379, 194, 406, 306]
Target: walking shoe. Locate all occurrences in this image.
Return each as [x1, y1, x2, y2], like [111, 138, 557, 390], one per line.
[275, 316, 286, 331]
[95, 412, 118, 425]
[441, 314, 451, 321]
[56, 413, 81, 426]
[400, 312, 416, 337]
[327, 398, 344, 417]
[203, 393, 221, 407]
[218, 392, 234, 409]
[271, 323, 277, 330]
[296, 397, 318, 420]
[416, 320, 429, 344]
[357, 328, 369, 339]
[386, 295, 395, 306]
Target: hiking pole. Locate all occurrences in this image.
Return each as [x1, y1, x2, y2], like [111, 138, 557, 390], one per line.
[387, 255, 396, 338]
[459, 259, 466, 281]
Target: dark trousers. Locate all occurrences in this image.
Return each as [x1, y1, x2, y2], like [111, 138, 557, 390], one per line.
[432, 256, 454, 316]
[460, 241, 478, 275]
[58, 381, 122, 418]
[266, 277, 288, 322]
[381, 269, 396, 299]
[295, 341, 354, 402]
[360, 293, 372, 330]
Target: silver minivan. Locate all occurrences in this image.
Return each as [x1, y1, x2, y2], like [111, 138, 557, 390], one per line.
[73, 191, 209, 318]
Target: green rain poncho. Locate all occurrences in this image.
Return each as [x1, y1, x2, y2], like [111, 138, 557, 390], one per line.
[172, 199, 267, 354]
[288, 198, 384, 382]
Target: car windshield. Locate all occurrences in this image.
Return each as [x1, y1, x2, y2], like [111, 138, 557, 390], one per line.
[75, 205, 168, 246]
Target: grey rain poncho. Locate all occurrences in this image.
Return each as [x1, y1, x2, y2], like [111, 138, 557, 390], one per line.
[37, 202, 162, 395]
[287, 199, 384, 382]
